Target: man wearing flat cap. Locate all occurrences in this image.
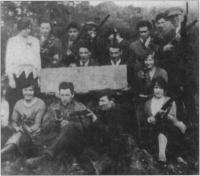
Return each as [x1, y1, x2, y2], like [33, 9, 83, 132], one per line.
[165, 7, 183, 40]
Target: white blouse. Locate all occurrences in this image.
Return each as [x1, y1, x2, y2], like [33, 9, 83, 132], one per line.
[151, 97, 165, 116]
[5, 34, 41, 77]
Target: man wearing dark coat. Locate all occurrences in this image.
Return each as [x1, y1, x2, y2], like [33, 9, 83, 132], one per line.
[25, 82, 97, 168]
[72, 43, 98, 67]
[129, 20, 158, 72]
[62, 22, 80, 66]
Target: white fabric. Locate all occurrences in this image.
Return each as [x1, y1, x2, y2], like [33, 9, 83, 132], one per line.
[149, 67, 156, 80]
[140, 36, 151, 48]
[151, 97, 165, 116]
[5, 34, 41, 77]
[1, 99, 9, 127]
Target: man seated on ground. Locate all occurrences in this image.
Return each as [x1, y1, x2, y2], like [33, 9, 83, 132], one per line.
[85, 90, 133, 174]
[25, 82, 97, 168]
[70, 42, 98, 67]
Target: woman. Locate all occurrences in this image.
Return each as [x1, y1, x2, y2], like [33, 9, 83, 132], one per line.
[1, 79, 46, 159]
[137, 51, 168, 98]
[144, 77, 186, 163]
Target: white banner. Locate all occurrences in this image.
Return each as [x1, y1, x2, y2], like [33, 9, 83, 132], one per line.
[40, 65, 128, 93]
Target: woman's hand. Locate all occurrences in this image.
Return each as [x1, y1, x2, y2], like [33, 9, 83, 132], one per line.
[147, 116, 156, 124]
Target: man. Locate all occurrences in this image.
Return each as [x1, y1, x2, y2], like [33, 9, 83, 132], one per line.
[129, 20, 157, 72]
[164, 7, 197, 124]
[26, 82, 96, 168]
[73, 43, 98, 67]
[62, 22, 80, 66]
[105, 43, 126, 66]
[39, 20, 62, 68]
[5, 18, 41, 89]
[87, 90, 133, 174]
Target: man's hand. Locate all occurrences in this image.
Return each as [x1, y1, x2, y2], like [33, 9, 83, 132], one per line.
[60, 120, 69, 128]
[147, 116, 156, 124]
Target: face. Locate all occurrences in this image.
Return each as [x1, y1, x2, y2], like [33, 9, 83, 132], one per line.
[40, 23, 51, 37]
[68, 28, 79, 41]
[157, 18, 166, 31]
[88, 27, 97, 38]
[98, 96, 113, 111]
[138, 26, 150, 40]
[144, 54, 155, 69]
[50, 54, 61, 66]
[59, 88, 74, 106]
[21, 27, 31, 38]
[79, 47, 91, 63]
[109, 47, 122, 61]
[22, 86, 34, 101]
[153, 85, 164, 98]
[170, 15, 182, 27]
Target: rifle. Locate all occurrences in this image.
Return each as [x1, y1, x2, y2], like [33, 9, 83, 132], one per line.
[154, 98, 174, 122]
[74, 14, 110, 45]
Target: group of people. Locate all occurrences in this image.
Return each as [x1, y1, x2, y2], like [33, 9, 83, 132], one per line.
[1, 6, 198, 174]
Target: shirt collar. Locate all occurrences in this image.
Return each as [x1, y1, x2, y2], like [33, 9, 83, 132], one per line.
[80, 59, 90, 66]
[111, 58, 121, 66]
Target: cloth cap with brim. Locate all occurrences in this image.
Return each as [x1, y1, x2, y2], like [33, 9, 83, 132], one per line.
[85, 21, 98, 30]
[165, 7, 183, 18]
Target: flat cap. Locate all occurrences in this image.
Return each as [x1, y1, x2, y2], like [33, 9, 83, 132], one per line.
[165, 7, 183, 18]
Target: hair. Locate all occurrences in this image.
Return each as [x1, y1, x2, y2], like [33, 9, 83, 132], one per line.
[59, 82, 74, 94]
[155, 13, 167, 22]
[39, 19, 52, 28]
[136, 20, 152, 31]
[17, 18, 31, 31]
[66, 22, 80, 31]
[108, 42, 122, 51]
[151, 77, 167, 91]
[78, 41, 91, 51]
[98, 89, 114, 101]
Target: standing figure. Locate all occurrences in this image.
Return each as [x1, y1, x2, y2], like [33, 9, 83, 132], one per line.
[39, 20, 62, 68]
[5, 18, 41, 89]
[129, 20, 158, 72]
[5, 18, 41, 112]
[62, 22, 80, 66]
